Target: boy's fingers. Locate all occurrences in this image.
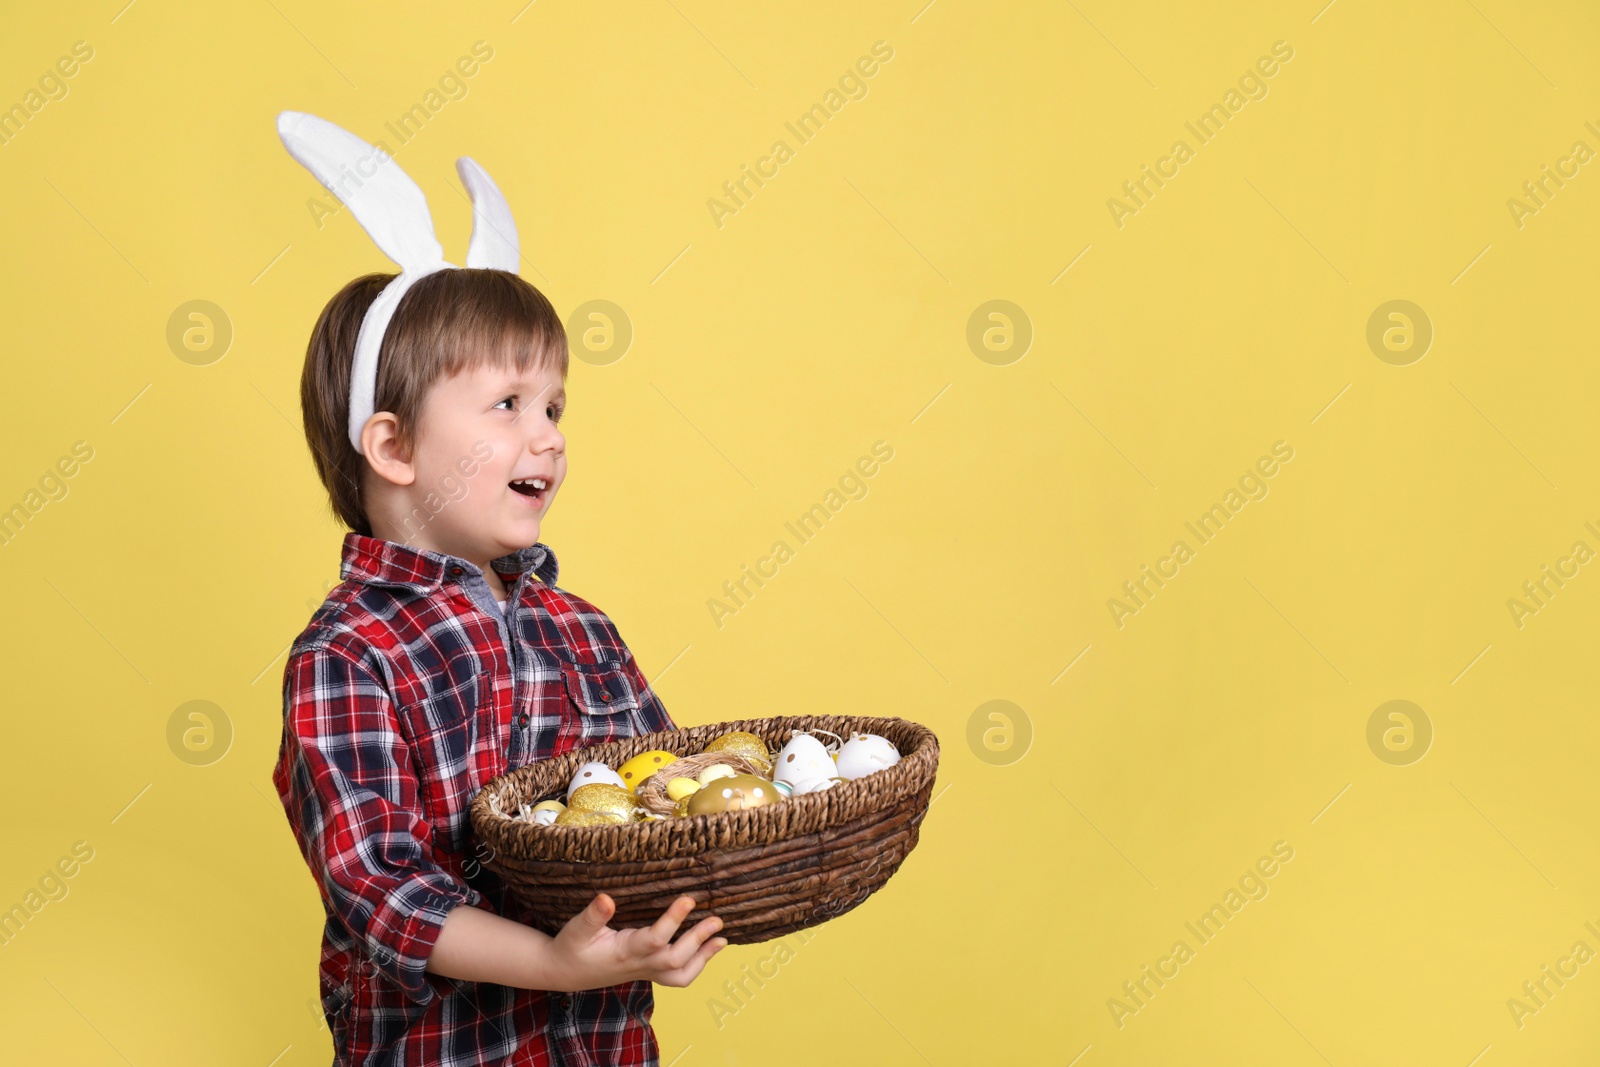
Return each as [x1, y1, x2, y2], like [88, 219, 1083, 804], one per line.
[661, 915, 724, 969]
[646, 895, 697, 945]
[658, 936, 728, 987]
[565, 893, 615, 941]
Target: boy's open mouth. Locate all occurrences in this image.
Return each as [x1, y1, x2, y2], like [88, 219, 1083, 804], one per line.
[509, 476, 549, 504]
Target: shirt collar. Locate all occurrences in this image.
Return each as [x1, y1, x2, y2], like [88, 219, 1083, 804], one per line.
[340, 532, 559, 594]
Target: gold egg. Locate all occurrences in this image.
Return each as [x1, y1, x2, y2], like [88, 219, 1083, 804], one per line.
[704, 731, 773, 773]
[697, 763, 737, 787]
[665, 777, 701, 801]
[673, 795, 693, 817]
[686, 774, 783, 816]
[554, 808, 627, 827]
[568, 783, 640, 820]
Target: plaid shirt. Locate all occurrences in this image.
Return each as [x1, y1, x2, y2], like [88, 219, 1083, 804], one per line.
[273, 532, 675, 1066]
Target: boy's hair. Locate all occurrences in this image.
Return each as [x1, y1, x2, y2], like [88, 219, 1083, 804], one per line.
[300, 268, 568, 534]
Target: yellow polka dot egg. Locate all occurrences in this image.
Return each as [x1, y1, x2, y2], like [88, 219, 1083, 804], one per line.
[616, 750, 678, 793]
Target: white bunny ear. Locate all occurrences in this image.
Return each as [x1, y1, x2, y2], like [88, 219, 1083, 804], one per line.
[457, 156, 520, 271]
[277, 111, 446, 271]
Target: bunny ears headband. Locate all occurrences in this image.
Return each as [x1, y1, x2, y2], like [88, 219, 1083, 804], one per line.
[276, 110, 521, 454]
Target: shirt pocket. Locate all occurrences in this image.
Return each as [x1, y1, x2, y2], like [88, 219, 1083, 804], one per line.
[559, 658, 641, 720]
[400, 665, 484, 733]
[400, 670, 485, 839]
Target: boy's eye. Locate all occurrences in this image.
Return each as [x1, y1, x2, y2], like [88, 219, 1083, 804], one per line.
[494, 396, 516, 411]
[548, 402, 564, 423]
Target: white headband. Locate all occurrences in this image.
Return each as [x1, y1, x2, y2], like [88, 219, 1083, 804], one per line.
[275, 110, 521, 454]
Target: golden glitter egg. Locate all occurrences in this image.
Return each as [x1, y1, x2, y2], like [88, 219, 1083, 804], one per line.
[686, 774, 784, 816]
[673, 795, 693, 817]
[703, 731, 773, 773]
[665, 777, 701, 802]
[617, 750, 678, 792]
[568, 783, 640, 820]
[554, 809, 628, 827]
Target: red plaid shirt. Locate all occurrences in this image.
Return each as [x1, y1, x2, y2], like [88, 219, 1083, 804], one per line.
[273, 533, 675, 1066]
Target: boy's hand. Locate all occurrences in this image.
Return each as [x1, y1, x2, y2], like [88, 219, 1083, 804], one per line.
[548, 893, 727, 991]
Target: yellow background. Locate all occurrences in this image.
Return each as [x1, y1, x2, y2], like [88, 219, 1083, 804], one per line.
[2, 0, 1598, 1063]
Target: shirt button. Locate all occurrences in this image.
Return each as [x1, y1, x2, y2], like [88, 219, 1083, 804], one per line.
[448, 566, 463, 577]
[559, 995, 572, 1010]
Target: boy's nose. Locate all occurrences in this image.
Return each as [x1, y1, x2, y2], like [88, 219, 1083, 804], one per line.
[528, 422, 565, 457]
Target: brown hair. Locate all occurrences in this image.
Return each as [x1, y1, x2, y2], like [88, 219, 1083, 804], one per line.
[299, 268, 568, 534]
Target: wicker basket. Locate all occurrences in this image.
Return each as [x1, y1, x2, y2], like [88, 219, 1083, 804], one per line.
[468, 714, 939, 944]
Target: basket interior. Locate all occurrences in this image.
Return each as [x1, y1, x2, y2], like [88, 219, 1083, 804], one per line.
[470, 714, 940, 864]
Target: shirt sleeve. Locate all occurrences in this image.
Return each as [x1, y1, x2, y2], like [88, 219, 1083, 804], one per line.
[616, 638, 677, 733]
[273, 641, 482, 1007]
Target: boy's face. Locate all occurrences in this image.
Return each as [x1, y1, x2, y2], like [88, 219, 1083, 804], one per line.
[404, 358, 567, 567]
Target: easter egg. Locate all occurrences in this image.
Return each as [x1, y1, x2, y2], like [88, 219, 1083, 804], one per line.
[686, 774, 784, 815]
[569, 783, 640, 821]
[703, 731, 773, 773]
[673, 795, 693, 817]
[697, 763, 737, 787]
[834, 733, 901, 780]
[566, 761, 627, 799]
[617, 750, 678, 792]
[554, 808, 628, 827]
[773, 734, 836, 787]
[665, 777, 701, 801]
[786, 776, 842, 796]
[530, 799, 565, 826]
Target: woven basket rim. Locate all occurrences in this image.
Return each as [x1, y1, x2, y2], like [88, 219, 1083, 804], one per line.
[469, 714, 939, 863]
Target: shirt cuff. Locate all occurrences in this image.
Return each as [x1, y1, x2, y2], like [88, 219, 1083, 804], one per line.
[365, 877, 484, 1005]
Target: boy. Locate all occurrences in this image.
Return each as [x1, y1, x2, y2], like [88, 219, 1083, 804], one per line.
[273, 267, 725, 1066]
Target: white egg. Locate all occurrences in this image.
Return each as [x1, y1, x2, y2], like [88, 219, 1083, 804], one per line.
[834, 733, 901, 780]
[773, 734, 837, 786]
[787, 776, 842, 796]
[566, 761, 627, 799]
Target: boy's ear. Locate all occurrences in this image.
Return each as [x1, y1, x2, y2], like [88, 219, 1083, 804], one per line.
[360, 412, 417, 487]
